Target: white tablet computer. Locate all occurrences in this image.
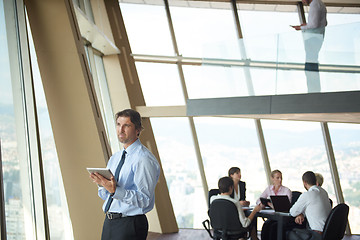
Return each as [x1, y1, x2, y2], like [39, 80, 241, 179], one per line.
[87, 168, 113, 180]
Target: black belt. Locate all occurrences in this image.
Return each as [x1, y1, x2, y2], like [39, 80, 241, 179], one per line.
[106, 212, 127, 220]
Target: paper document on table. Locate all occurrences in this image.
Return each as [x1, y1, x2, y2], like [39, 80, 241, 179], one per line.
[260, 209, 275, 213]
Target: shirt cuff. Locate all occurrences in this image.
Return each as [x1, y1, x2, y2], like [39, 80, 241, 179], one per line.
[113, 188, 126, 199]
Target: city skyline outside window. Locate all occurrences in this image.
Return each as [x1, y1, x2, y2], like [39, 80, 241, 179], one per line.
[328, 123, 360, 234]
[150, 117, 207, 228]
[1, 0, 36, 238]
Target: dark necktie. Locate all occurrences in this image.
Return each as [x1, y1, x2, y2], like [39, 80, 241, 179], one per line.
[104, 150, 126, 213]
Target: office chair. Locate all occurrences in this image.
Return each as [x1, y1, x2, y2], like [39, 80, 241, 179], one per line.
[208, 189, 220, 209]
[202, 199, 248, 240]
[322, 203, 349, 240]
[291, 191, 302, 206]
[287, 203, 349, 240]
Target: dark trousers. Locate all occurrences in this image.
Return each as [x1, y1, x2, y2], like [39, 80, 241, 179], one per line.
[261, 218, 305, 240]
[287, 228, 322, 240]
[101, 214, 148, 240]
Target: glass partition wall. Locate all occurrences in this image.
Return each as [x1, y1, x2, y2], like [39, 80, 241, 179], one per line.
[120, 0, 360, 233]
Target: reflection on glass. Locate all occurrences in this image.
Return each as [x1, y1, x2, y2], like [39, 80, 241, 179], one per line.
[183, 65, 248, 99]
[328, 123, 360, 234]
[321, 22, 360, 66]
[238, 10, 299, 62]
[120, 3, 174, 56]
[150, 118, 207, 228]
[201, 17, 360, 95]
[136, 62, 185, 106]
[261, 120, 336, 202]
[194, 117, 266, 205]
[28, 13, 74, 240]
[170, 2, 240, 59]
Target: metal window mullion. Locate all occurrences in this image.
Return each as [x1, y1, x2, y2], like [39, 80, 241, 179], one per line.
[164, 0, 209, 198]
[231, 0, 271, 184]
[0, 140, 6, 240]
[255, 120, 272, 185]
[297, 1, 306, 25]
[15, 0, 50, 239]
[321, 122, 351, 235]
[231, 0, 254, 95]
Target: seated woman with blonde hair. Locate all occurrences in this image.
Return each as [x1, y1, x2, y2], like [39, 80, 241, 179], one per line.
[257, 170, 292, 240]
[256, 169, 292, 206]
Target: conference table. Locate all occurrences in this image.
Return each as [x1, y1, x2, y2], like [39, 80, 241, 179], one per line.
[245, 208, 294, 240]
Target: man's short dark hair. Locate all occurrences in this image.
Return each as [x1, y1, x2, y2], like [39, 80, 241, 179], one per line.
[115, 109, 144, 134]
[218, 177, 234, 193]
[228, 167, 240, 176]
[302, 171, 317, 186]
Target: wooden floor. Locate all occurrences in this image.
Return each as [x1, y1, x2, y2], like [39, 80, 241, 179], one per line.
[147, 229, 360, 240]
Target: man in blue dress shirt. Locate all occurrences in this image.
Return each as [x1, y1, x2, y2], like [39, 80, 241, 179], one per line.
[90, 109, 160, 240]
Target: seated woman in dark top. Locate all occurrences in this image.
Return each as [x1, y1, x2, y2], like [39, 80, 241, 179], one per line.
[228, 167, 250, 207]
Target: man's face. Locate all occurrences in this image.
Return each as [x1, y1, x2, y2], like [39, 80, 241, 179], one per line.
[116, 116, 139, 148]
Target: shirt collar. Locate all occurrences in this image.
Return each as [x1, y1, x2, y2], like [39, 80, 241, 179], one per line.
[271, 185, 282, 191]
[308, 185, 319, 192]
[122, 138, 140, 155]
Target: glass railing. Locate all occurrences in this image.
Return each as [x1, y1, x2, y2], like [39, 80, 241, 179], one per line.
[201, 22, 360, 97]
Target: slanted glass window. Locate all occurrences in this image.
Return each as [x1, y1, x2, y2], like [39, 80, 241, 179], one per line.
[238, 8, 299, 62]
[194, 117, 266, 204]
[28, 23, 74, 240]
[73, 0, 95, 23]
[136, 62, 185, 106]
[169, 1, 241, 59]
[328, 123, 360, 234]
[150, 117, 207, 228]
[120, 3, 174, 56]
[93, 54, 120, 153]
[1, 0, 36, 238]
[84, 45, 119, 154]
[261, 120, 336, 203]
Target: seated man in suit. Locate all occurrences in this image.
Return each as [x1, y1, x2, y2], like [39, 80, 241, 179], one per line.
[228, 167, 250, 206]
[211, 177, 263, 240]
[287, 171, 332, 240]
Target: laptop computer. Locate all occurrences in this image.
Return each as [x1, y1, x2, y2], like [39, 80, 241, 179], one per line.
[270, 195, 291, 214]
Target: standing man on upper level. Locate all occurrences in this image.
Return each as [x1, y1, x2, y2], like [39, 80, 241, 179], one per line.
[287, 171, 331, 240]
[292, 0, 327, 93]
[90, 109, 160, 240]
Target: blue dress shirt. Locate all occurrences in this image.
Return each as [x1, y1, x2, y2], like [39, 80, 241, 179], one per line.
[98, 139, 160, 216]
